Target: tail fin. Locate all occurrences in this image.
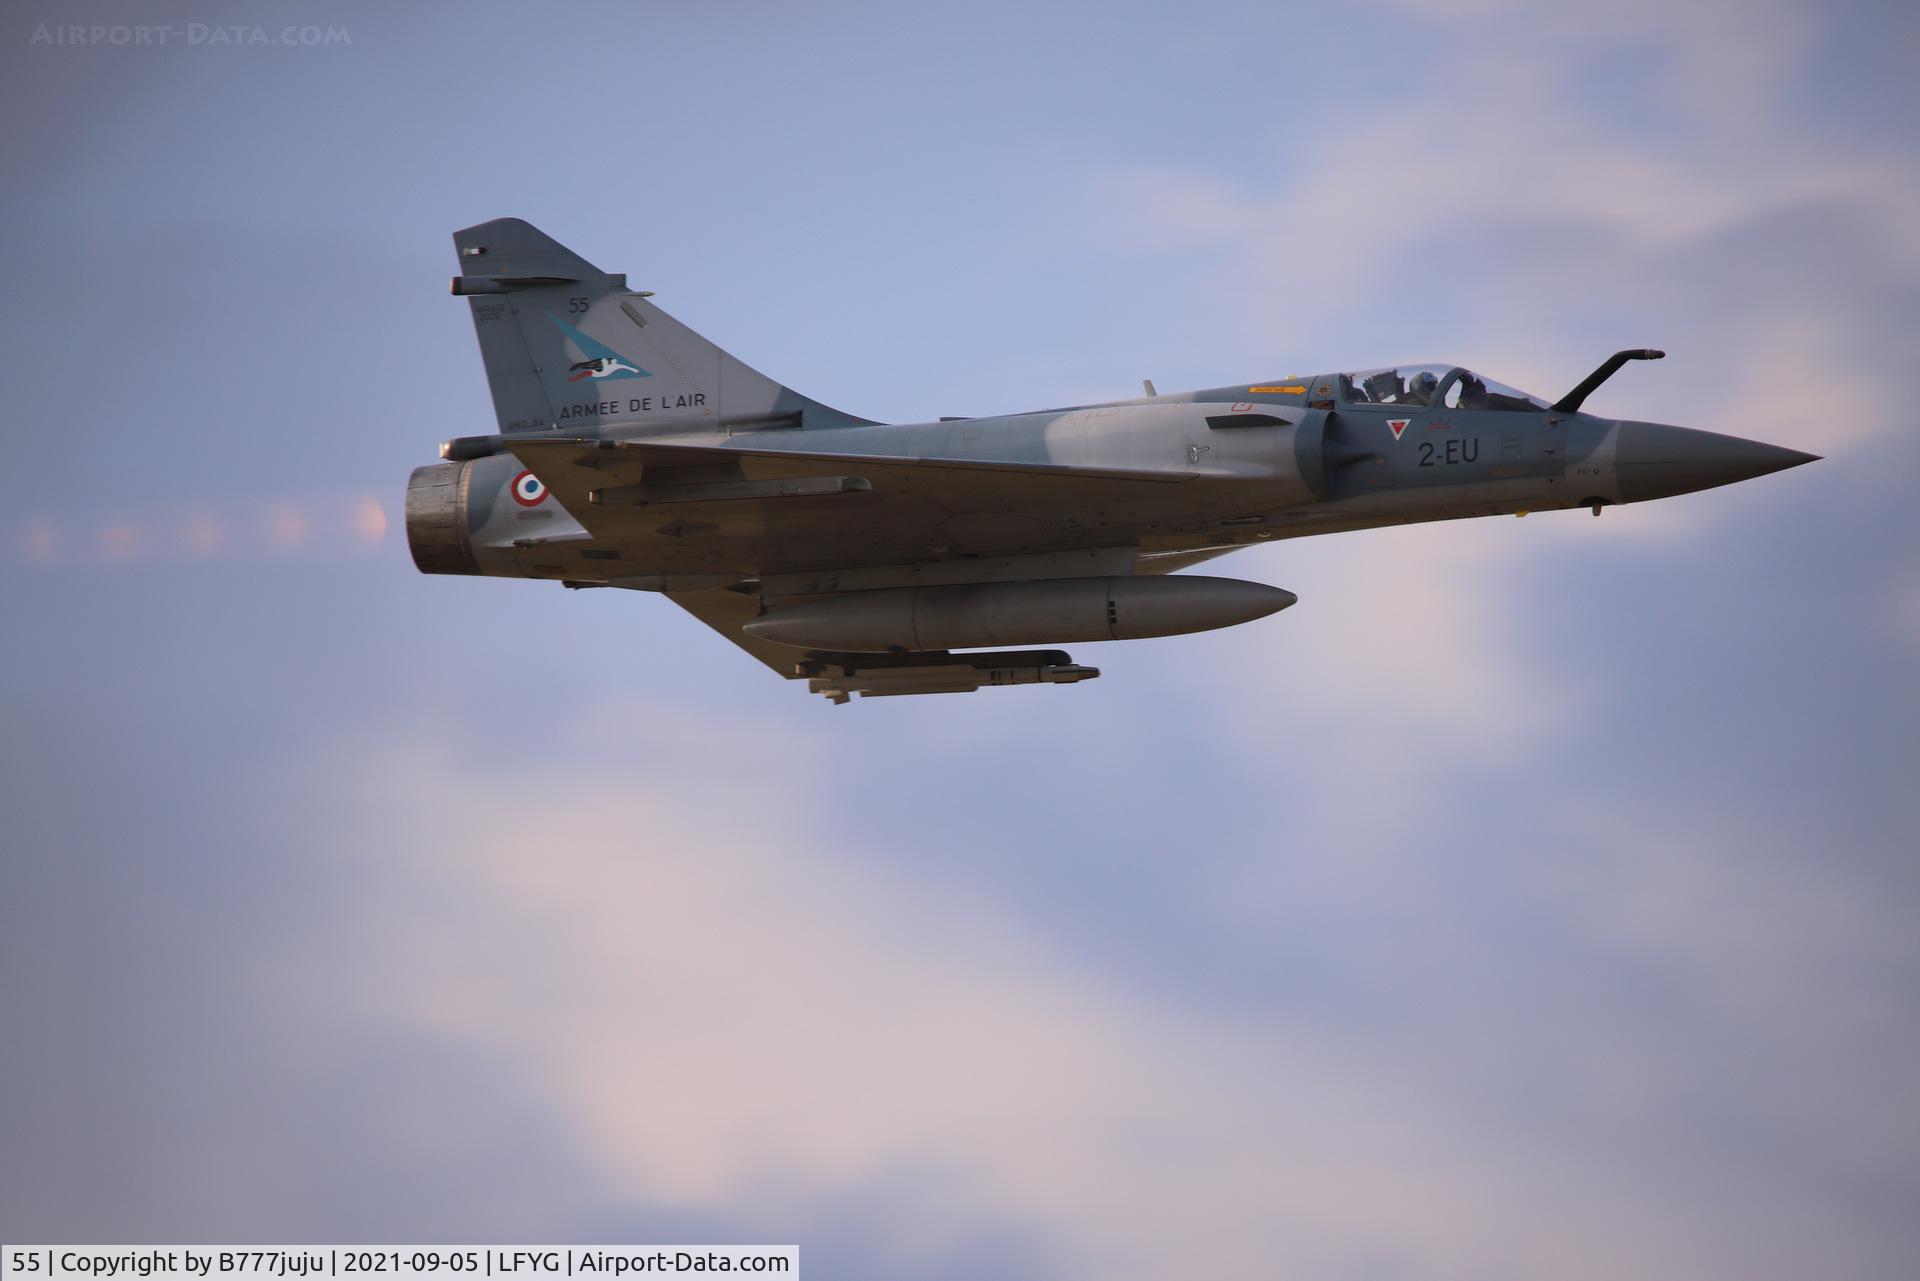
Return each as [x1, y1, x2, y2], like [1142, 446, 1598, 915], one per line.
[451, 218, 870, 434]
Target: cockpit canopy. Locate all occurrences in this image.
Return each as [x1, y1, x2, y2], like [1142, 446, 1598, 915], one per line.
[1339, 364, 1549, 413]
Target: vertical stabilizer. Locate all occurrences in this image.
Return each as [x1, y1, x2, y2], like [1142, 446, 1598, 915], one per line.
[451, 218, 870, 434]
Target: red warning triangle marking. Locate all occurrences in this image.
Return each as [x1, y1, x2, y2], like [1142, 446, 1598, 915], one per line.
[1387, 419, 1410, 441]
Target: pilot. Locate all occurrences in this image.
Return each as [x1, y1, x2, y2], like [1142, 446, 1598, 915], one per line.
[1405, 370, 1438, 406]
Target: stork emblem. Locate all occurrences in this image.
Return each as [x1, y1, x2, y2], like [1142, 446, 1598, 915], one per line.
[548, 313, 650, 382]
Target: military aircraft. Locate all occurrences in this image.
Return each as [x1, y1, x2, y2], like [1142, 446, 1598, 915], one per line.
[408, 218, 1818, 703]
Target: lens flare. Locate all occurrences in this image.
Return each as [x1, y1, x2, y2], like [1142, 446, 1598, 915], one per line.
[352, 496, 389, 544]
[22, 521, 57, 564]
[8, 493, 398, 567]
[181, 507, 223, 556]
[99, 522, 140, 562]
[267, 503, 310, 549]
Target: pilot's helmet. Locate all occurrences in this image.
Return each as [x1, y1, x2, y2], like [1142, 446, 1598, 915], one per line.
[1409, 371, 1438, 399]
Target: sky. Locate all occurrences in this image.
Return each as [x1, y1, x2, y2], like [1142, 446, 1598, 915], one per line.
[2, 1, 1917, 1277]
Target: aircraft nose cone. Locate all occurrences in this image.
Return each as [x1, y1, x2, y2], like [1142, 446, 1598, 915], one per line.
[1614, 421, 1820, 503]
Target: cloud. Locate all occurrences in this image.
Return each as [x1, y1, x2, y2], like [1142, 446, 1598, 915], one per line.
[297, 695, 1918, 1281]
[1168, 518, 1576, 757]
[1372, 0, 1817, 138]
[1084, 10, 1919, 457]
[322, 710, 1517, 1276]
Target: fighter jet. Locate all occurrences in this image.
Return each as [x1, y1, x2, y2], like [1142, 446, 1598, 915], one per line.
[409, 218, 1818, 703]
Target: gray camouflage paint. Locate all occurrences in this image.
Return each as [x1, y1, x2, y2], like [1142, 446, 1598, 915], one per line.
[412, 219, 1817, 698]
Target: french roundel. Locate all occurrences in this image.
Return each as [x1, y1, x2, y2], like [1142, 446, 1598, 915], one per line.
[511, 470, 547, 507]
